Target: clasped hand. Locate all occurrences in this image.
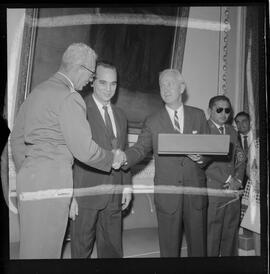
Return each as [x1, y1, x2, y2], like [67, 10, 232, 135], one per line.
[112, 149, 127, 170]
[223, 176, 242, 190]
[187, 154, 203, 164]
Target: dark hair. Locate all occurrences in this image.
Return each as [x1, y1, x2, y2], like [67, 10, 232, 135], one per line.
[208, 95, 232, 109]
[234, 111, 250, 121]
[95, 60, 116, 72]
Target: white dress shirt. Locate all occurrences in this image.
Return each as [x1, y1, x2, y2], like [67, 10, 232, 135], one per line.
[210, 120, 226, 134]
[165, 104, 184, 133]
[92, 94, 117, 137]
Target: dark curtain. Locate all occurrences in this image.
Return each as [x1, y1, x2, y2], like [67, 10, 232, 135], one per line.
[243, 6, 265, 137]
[89, 7, 178, 93]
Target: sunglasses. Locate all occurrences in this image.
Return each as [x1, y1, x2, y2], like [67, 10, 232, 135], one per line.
[216, 107, 231, 114]
[80, 65, 95, 76]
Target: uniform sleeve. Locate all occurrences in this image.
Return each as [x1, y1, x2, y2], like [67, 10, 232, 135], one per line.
[59, 92, 113, 172]
[124, 117, 153, 169]
[121, 118, 132, 186]
[10, 101, 27, 172]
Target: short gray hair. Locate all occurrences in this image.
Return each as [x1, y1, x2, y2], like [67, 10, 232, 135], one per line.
[159, 69, 185, 85]
[61, 43, 97, 68]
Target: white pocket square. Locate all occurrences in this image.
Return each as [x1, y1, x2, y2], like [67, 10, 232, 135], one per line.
[192, 130, 198, 134]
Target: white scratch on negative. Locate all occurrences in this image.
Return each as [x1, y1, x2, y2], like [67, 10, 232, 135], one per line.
[24, 13, 230, 32]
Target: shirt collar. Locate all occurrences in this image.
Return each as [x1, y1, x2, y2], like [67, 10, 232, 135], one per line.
[240, 130, 251, 138]
[165, 104, 183, 116]
[57, 71, 75, 91]
[210, 119, 225, 131]
[92, 94, 111, 111]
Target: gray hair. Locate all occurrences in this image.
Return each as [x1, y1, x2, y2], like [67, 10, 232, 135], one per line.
[159, 69, 185, 85]
[61, 43, 97, 68]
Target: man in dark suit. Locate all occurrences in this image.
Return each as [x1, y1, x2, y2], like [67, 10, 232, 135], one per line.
[235, 111, 260, 255]
[70, 61, 132, 258]
[206, 95, 246, 256]
[121, 69, 209, 257]
[234, 111, 251, 189]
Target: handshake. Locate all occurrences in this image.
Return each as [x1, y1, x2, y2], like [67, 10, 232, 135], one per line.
[112, 149, 127, 170]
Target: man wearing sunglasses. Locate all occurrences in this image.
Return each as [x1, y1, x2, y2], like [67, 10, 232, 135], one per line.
[206, 95, 246, 256]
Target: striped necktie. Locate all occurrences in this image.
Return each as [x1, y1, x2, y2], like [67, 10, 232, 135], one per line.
[174, 110, 181, 133]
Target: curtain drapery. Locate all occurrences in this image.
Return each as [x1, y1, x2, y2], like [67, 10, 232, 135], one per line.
[88, 7, 187, 94]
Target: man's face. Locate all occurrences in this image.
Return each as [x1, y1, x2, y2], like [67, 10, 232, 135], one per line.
[75, 60, 96, 91]
[93, 66, 117, 105]
[159, 74, 184, 108]
[235, 115, 250, 134]
[209, 100, 231, 126]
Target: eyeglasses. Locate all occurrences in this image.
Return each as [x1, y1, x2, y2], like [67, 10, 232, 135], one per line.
[216, 107, 231, 114]
[80, 65, 95, 76]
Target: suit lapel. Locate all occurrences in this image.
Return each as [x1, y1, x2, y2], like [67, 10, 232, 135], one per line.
[159, 107, 177, 133]
[238, 133, 243, 148]
[208, 119, 221, 134]
[183, 105, 191, 134]
[111, 106, 123, 145]
[87, 95, 109, 138]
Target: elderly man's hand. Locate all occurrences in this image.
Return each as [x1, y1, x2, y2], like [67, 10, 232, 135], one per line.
[187, 154, 203, 164]
[223, 176, 242, 190]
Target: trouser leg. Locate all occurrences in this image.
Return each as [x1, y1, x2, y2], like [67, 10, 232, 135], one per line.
[18, 197, 70, 259]
[156, 207, 182, 257]
[70, 207, 98, 258]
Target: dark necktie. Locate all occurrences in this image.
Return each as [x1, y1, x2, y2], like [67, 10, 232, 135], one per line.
[219, 126, 224, 134]
[243, 135, 248, 154]
[174, 110, 181, 133]
[103, 105, 117, 149]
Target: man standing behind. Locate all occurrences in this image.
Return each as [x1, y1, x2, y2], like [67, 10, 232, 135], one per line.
[10, 44, 123, 259]
[206, 95, 246, 256]
[122, 69, 209, 257]
[235, 111, 260, 255]
[234, 112, 251, 189]
[70, 61, 132, 258]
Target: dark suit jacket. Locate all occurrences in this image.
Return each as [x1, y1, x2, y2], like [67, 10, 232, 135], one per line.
[73, 94, 131, 209]
[237, 132, 250, 188]
[125, 105, 209, 214]
[205, 120, 246, 202]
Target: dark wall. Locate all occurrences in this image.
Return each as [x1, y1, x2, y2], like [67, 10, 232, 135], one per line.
[30, 8, 176, 127]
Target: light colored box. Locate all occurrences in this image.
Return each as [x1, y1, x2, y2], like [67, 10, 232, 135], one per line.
[158, 134, 230, 155]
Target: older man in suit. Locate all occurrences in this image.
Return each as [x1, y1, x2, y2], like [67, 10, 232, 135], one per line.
[121, 69, 209, 257]
[206, 96, 246, 256]
[70, 61, 132, 258]
[10, 44, 123, 259]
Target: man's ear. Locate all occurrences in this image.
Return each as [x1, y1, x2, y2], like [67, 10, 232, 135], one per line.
[180, 83, 185, 94]
[207, 108, 211, 117]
